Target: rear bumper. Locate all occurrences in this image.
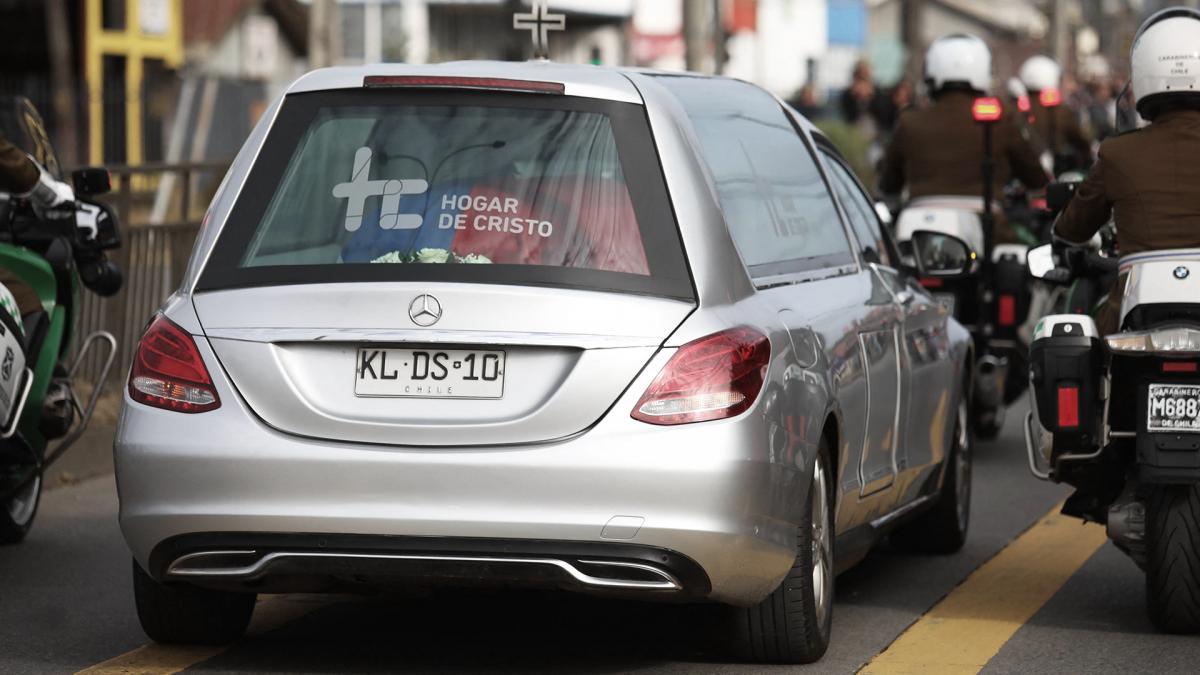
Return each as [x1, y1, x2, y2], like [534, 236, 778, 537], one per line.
[115, 346, 810, 606]
[149, 533, 712, 599]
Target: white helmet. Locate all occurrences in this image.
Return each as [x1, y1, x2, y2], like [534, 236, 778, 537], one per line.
[1019, 55, 1061, 93]
[925, 34, 992, 94]
[1006, 77, 1028, 101]
[1131, 7, 1200, 119]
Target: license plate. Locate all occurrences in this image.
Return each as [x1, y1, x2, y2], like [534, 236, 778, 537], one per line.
[354, 348, 505, 399]
[1147, 383, 1200, 433]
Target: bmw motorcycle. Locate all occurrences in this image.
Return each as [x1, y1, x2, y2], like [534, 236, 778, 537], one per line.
[0, 97, 121, 543]
[1025, 184, 1200, 633]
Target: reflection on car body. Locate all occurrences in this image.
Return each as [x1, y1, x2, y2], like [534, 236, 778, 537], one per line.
[115, 61, 973, 664]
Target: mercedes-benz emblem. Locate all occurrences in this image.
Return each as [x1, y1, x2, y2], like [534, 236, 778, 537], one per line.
[1175, 266, 1191, 280]
[408, 294, 443, 327]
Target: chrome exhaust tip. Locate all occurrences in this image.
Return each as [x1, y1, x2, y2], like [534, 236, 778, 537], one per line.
[166, 549, 683, 592]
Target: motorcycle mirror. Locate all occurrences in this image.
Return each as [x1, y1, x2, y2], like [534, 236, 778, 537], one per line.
[71, 167, 111, 197]
[1027, 244, 1055, 279]
[78, 258, 123, 297]
[1045, 182, 1079, 212]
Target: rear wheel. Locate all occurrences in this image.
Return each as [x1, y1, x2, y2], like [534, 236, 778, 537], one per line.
[1146, 485, 1200, 633]
[133, 559, 256, 645]
[728, 438, 833, 664]
[892, 396, 972, 553]
[0, 469, 41, 544]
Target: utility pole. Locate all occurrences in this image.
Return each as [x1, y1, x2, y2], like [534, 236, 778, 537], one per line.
[308, 0, 341, 69]
[902, 0, 926, 84]
[683, 0, 712, 74]
[1049, 0, 1069, 68]
[44, 0, 77, 167]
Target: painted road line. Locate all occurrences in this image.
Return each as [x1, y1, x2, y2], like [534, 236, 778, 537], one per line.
[75, 594, 323, 675]
[860, 503, 1108, 675]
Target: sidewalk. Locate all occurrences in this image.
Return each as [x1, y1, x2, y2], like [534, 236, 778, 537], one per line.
[44, 392, 121, 490]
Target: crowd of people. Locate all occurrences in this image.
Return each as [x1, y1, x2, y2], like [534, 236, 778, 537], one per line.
[790, 54, 1140, 184]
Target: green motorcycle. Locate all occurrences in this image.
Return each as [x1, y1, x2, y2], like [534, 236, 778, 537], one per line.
[0, 98, 122, 542]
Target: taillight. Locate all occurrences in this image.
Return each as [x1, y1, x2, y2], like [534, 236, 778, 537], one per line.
[1057, 385, 1079, 428]
[632, 327, 770, 425]
[128, 315, 221, 413]
[998, 294, 1017, 326]
[362, 75, 565, 94]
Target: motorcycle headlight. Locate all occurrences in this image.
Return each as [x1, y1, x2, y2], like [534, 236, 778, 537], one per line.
[1106, 327, 1200, 354]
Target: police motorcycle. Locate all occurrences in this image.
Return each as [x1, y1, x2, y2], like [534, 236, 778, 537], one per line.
[1024, 208, 1200, 632]
[0, 97, 121, 543]
[895, 98, 1033, 439]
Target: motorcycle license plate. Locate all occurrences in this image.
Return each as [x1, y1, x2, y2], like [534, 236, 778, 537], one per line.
[1147, 384, 1200, 433]
[354, 347, 505, 399]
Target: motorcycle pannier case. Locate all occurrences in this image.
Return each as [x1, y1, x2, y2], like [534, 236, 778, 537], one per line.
[1029, 314, 1104, 447]
[0, 284, 27, 432]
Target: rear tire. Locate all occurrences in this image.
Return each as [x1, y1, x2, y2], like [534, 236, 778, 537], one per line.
[0, 471, 41, 545]
[727, 438, 833, 664]
[892, 396, 972, 554]
[1146, 485, 1200, 633]
[132, 559, 256, 645]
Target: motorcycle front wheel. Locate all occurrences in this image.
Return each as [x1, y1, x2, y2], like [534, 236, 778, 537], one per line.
[1146, 484, 1200, 633]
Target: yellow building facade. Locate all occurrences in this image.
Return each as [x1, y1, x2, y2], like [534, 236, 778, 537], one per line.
[84, 0, 183, 165]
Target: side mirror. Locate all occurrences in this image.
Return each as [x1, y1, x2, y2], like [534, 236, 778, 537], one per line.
[1027, 244, 1055, 279]
[1045, 181, 1079, 212]
[71, 167, 111, 197]
[911, 230, 973, 277]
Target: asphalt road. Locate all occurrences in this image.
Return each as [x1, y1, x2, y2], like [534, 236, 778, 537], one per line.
[3, 401, 1200, 674]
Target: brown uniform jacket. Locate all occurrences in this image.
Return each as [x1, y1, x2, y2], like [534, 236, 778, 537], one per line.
[0, 132, 37, 195]
[1027, 96, 1091, 165]
[880, 91, 1048, 243]
[1055, 109, 1200, 333]
[0, 132, 41, 315]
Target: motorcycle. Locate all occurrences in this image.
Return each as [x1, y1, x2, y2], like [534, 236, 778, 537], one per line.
[0, 97, 122, 543]
[1025, 183, 1200, 632]
[894, 98, 1034, 438]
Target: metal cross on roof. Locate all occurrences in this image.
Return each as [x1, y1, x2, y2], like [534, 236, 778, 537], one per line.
[513, 0, 566, 60]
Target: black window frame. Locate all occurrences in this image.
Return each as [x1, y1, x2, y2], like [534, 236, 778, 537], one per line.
[195, 89, 695, 301]
[815, 142, 903, 271]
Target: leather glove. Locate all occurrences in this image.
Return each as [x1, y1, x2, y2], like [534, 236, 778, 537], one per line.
[19, 159, 74, 221]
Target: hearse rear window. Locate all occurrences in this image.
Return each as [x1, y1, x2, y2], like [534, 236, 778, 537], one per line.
[198, 90, 692, 299]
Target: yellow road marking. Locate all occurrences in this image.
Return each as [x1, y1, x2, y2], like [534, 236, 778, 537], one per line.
[75, 594, 322, 675]
[860, 503, 1108, 675]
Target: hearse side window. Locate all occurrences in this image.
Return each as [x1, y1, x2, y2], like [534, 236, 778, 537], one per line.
[821, 152, 893, 268]
[654, 76, 854, 277]
[197, 90, 693, 300]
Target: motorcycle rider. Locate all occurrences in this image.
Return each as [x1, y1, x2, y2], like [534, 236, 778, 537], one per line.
[1019, 55, 1093, 171]
[0, 132, 75, 317]
[880, 34, 1048, 244]
[1054, 7, 1200, 335]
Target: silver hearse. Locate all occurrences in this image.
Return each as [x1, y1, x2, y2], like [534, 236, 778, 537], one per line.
[115, 61, 973, 664]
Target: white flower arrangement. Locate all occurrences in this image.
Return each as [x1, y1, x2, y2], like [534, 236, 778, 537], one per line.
[370, 248, 492, 265]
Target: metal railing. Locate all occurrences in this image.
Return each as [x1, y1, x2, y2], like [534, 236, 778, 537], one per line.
[74, 161, 228, 385]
